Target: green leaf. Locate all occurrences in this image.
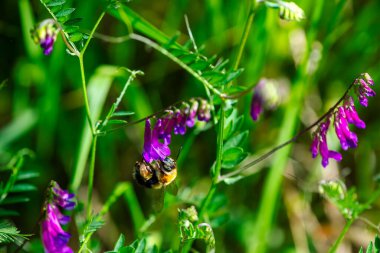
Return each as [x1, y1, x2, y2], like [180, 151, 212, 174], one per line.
[224, 131, 248, 151]
[69, 32, 83, 42]
[0, 220, 30, 244]
[9, 183, 37, 193]
[46, 0, 66, 7]
[221, 175, 244, 185]
[119, 246, 135, 253]
[63, 25, 79, 34]
[112, 111, 135, 117]
[135, 238, 146, 252]
[0, 196, 30, 205]
[64, 17, 83, 25]
[16, 171, 39, 180]
[113, 234, 126, 251]
[107, 119, 128, 125]
[375, 235, 380, 252]
[55, 8, 75, 18]
[222, 147, 247, 169]
[359, 247, 363, 253]
[0, 209, 19, 217]
[367, 242, 373, 253]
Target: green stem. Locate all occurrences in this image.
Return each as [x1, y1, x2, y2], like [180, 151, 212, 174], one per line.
[233, 1, 256, 71]
[79, 182, 132, 253]
[181, 104, 225, 253]
[200, 104, 225, 216]
[81, 11, 106, 55]
[79, 55, 95, 135]
[328, 219, 353, 253]
[86, 135, 98, 219]
[129, 33, 224, 98]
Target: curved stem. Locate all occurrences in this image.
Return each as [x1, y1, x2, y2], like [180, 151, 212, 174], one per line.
[81, 11, 106, 55]
[328, 219, 353, 253]
[86, 135, 98, 219]
[233, 1, 256, 71]
[59, 29, 80, 56]
[219, 79, 356, 181]
[79, 55, 95, 135]
[129, 33, 224, 98]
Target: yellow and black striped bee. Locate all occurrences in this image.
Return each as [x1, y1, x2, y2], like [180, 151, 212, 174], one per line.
[133, 157, 177, 189]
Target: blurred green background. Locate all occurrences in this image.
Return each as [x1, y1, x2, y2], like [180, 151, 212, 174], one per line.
[1, 0, 380, 252]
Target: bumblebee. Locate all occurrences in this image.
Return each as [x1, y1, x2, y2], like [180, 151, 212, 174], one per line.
[134, 157, 177, 189]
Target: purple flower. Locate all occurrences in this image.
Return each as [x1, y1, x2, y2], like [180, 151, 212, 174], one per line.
[141, 98, 211, 162]
[173, 109, 188, 135]
[197, 99, 211, 122]
[31, 19, 59, 55]
[363, 73, 374, 86]
[356, 78, 376, 107]
[334, 107, 358, 150]
[157, 111, 176, 145]
[250, 89, 264, 121]
[310, 118, 342, 168]
[41, 181, 75, 253]
[142, 119, 171, 163]
[186, 99, 199, 127]
[52, 181, 76, 210]
[249, 78, 289, 122]
[343, 97, 365, 129]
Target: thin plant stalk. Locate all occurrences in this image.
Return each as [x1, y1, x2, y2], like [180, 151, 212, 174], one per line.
[233, 1, 256, 71]
[86, 135, 98, 219]
[328, 219, 353, 253]
[78, 55, 95, 135]
[180, 104, 225, 253]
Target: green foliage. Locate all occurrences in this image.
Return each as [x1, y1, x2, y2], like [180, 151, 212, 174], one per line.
[178, 206, 215, 251]
[359, 235, 380, 253]
[106, 235, 159, 253]
[108, 6, 244, 96]
[264, 0, 305, 21]
[40, 0, 84, 48]
[0, 149, 37, 217]
[0, 220, 30, 245]
[319, 180, 368, 219]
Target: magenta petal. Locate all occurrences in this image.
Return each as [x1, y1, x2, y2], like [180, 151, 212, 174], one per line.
[328, 150, 342, 162]
[250, 92, 263, 121]
[310, 134, 319, 158]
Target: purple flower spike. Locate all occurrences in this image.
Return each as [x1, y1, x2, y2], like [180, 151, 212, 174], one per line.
[52, 182, 76, 210]
[343, 97, 365, 129]
[334, 107, 358, 150]
[362, 73, 374, 86]
[31, 19, 59, 56]
[41, 182, 75, 253]
[250, 91, 264, 121]
[357, 79, 376, 107]
[174, 105, 189, 135]
[143, 119, 171, 163]
[186, 99, 199, 127]
[42, 204, 73, 253]
[197, 99, 211, 122]
[310, 118, 342, 168]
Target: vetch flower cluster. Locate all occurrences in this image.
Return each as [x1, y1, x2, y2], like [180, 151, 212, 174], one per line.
[311, 73, 375, 167]
[250, 78, 289, 121]
[41, 181, 76, 253]
[31, 19, 59, 55]
[143, 98, 211, 163]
